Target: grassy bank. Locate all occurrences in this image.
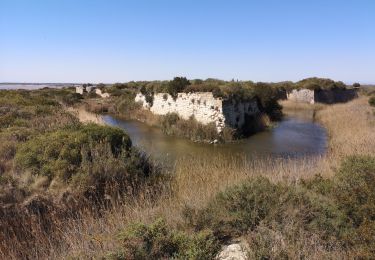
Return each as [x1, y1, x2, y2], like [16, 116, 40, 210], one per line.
[1, 89, 374, 259]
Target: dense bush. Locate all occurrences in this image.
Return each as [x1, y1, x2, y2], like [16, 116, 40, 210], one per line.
[167, 77, 191, 99]
[15, 124, 131, 182]
[179, 156, 375, 258]
[253, 83, 283, 120]
[369, 96, 375, 107]
[110, 219, 219, 260]
[333, 155, 375, 227]
[296, 77, 347, 90]
[191, 177, 350, 241]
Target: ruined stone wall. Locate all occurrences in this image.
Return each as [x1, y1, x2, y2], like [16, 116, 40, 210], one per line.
[287, 88, 358, 104]
[286, 89, 315, 104]
[135, 92, 259, 132]
[314, 89, 358, 104]
[95, 89, 110, 98]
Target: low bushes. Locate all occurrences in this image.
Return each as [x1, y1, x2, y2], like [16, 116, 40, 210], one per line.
[178, 155, 375, 258]
[109, 219, 220, 260]
[15, 124, 131, 184]
[369, 96, 375, 107]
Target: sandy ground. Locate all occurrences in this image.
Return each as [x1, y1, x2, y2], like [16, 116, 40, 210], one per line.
[66, 106, 104, 125]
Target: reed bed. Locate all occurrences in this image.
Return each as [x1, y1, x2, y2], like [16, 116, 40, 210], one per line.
[1, 96, 374, 259]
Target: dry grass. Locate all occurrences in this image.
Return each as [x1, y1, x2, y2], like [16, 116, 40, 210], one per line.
[1, 96, 374, 259]
[317, 97, 375, 159]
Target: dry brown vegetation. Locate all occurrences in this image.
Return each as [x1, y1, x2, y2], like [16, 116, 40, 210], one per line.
[1, 91, 374, 259]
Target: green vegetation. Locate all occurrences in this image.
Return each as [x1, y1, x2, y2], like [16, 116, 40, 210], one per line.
[295, 77, 347, 90]
[0, 88, 161, 208]
[369, 96, 375, 107]
[177, 155, 375, 258]
[79, 77, 353, 144]
[1, 85, 373, 259]
[109, 219, 219, 260]
[159, 113, 228, 142]
[15, 124, 131, 181]
[101, 155, 375, 259]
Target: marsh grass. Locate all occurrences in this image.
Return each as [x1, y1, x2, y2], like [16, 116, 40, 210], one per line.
[1, 95, 374, 259]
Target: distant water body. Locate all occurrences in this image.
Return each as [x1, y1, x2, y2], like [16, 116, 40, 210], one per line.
[0, 84, 76, 90]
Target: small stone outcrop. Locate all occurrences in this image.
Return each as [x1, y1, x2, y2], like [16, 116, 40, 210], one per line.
[217, 243, 249, 260]
[135, 92, 260, 132]
[75, 85, 110, 98]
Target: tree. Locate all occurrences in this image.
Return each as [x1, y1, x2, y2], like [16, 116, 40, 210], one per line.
[353, 83, 361, 88]
[167, 77, 190, 99]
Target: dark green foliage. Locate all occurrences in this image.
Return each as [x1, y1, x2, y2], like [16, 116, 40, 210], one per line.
[333, 156, 375, 227]
[60, 92, 83, 105]
[296, 77, 347, 90]
[15, 124, 131, 181]
[253, 83, 283, 120]
[111, 92, 140, 113]
[301, 174, 334, 196]
[193, 176, 351, 242]
[167, 77, 191, 99]
[369, 96, 375, 107]
[353, 83, 361, 88]
[110, 219, 220, 260]
[140, 86, 154, 105]
[196, 177, 283, 238]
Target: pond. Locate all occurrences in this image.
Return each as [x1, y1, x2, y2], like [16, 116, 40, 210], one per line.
[102, 108, 327, 163]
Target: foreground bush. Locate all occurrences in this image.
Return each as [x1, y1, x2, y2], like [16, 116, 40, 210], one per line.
[193, 177, 350, 242]
[15, 124, 131, 181]
[369, 96, 375, 107]
[11, 123, 161, 202]
[109, 219, 220, 260]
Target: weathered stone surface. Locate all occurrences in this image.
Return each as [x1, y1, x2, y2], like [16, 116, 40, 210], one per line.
[75, 86, 110, 98]
[217, 243, 248, 260]
[135, 92, 260, 132]
[287, 89, 315, 104]
[95, 88, 110, 98]
[76, 86, 84, 95]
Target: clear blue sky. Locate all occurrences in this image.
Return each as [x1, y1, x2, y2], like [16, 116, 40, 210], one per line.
[1, 0, 374, 83]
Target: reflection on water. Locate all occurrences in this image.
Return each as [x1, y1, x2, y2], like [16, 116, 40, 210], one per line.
[103, 109, 327, 163]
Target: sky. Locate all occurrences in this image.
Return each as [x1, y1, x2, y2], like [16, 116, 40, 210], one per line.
[1, 0, 374, 84]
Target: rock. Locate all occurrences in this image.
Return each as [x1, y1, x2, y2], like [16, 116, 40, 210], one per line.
[217, 243, 248, 260]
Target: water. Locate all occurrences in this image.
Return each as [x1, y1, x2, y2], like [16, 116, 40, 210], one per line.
[102, 109, 327, 163]
[0, 84, 76, 90]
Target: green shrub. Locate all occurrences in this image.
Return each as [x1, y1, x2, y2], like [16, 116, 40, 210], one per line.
[296, 77, 347, 90]
[301, 174, 334, 196]
[167, 77, 190, 99]
[15, 124, 131, 181]
[60, 92, 83, 106]
[109, 219, 219, 260]
[194, 177, 284, 238]
[194, 176, 350, 241]
[333, 155, 375, 227]
[369, 96, 375, 107]
[253, 83, 283, 120]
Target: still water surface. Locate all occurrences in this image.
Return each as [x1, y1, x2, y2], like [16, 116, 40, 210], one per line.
[103, 109, 327, 163]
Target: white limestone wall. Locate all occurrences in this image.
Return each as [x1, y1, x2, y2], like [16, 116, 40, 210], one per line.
[95, 88, 110, 98]
[76, 86, 84, 95]
[135, 92, 259, 132]
[287, 89, 315, 104]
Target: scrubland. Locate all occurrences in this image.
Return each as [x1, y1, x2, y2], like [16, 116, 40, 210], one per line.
[0, 86, 374, 259]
